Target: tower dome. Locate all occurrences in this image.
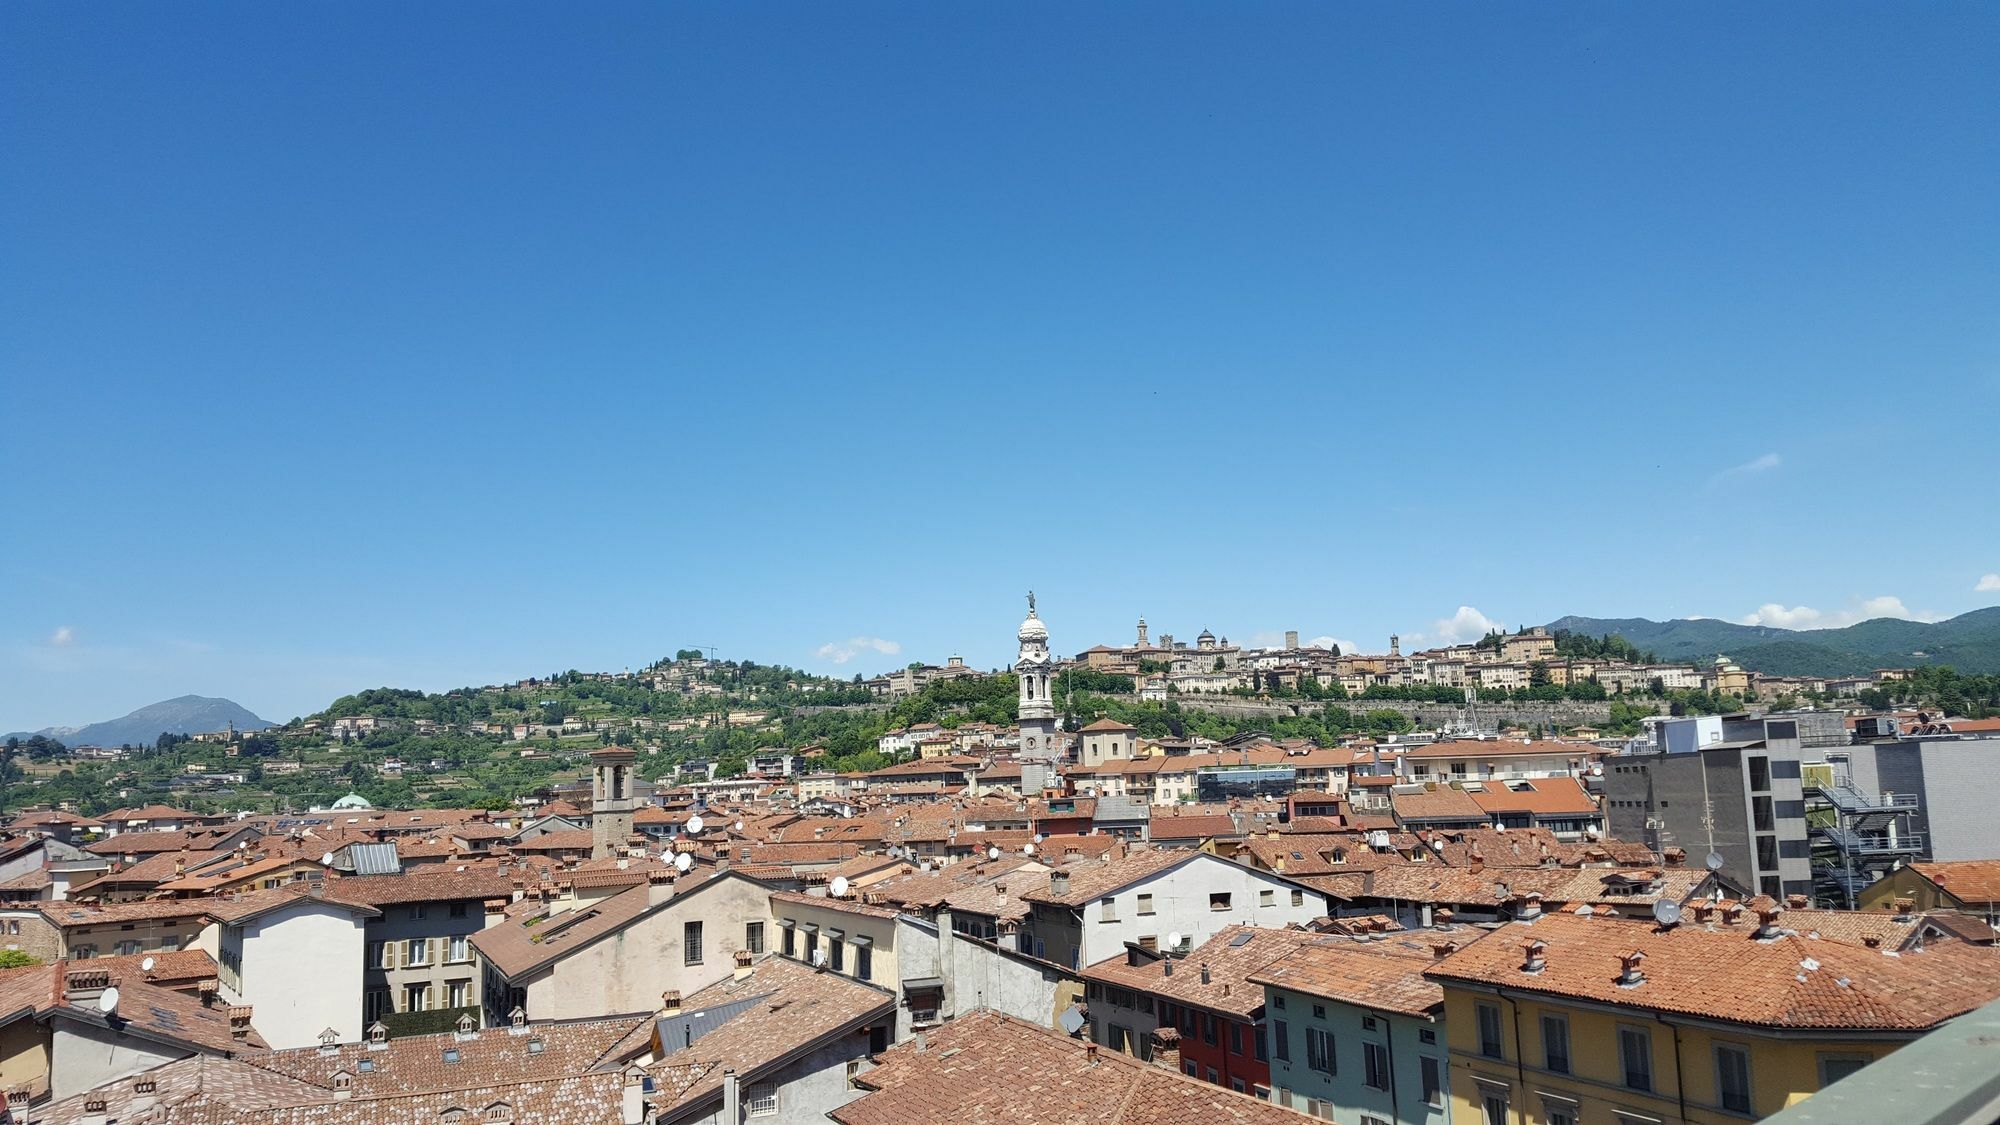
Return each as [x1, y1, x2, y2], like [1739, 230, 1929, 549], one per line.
[1018, 613, 1048, 643]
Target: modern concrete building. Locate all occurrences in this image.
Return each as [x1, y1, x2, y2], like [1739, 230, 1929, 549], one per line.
[1603, 714, 1813, 900]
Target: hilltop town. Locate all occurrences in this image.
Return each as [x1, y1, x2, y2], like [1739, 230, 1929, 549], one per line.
[0, 601, 1993, 1121]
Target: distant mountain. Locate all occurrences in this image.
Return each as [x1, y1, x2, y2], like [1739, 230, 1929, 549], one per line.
[5, 695, 273, 750]
[1544, 607, 2000, 677]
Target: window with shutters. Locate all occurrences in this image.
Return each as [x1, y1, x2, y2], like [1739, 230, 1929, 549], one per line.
[1305, 1028, 1335, 1075]
[406, 938, 430, 967]
[1363, 1042, 1389, 1090]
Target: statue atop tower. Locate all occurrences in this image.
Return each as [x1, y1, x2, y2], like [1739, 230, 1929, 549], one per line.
[1016, 593, 1059, 761]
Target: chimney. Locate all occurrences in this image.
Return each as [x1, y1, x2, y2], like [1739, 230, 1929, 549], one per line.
[82, 1097, 109, 1125]
[1723, 902, 1745, 926]
[1149, 1026, 1181, 1071]
[1520, 892, 1544, 920]
[5, 1091, 28, 1118]
[64, 968, 111, 1004]
[622, 1065, 647, 1125]
[1521, 939, 1547, 973]
[1617, 949, 1646, 987]
[131, 1079, 159, 1114]
[1199, 962, 1211, 985]
[1434, 909, 1454, 930]
[1893, 897, 1916, 920]
[229, 1005, 254, 1039]
[734, 949, 754, 981]
[662, 990, 682, 1014]
[1431, 940, 1459, 960]
[1663, 847, 1686, 867]
[1163, 957, 1174, 976]
[1085, 1042, 1100, 1065]
[1051, 871, 1070, 898]
[333, 1071, 355, 1100]
[1786, 893, 1810, 909]
[1692, 901, 1715, 925]
[1468, 853, 1484, 876]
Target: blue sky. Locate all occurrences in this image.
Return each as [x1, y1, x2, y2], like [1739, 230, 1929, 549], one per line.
[3, 3, 1996, 730]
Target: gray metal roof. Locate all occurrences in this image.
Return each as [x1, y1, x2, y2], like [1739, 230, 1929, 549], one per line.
[655, 993, 769, 1055]
[347, 842, 402, 876]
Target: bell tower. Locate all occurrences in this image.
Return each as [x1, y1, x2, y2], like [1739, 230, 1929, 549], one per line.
[591, 746, 639, 858]
[1016, 592, 1059, 761]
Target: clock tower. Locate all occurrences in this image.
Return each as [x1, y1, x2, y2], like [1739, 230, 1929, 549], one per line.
[1016, 592, 1060, 761]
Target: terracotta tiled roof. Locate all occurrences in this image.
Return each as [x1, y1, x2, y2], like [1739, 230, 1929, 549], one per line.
[321, 869, 516, 907]
[647, 954, 897, 1116]
[1464, 777, 1599, 817]
[1248, 933, 1451, 1017]
[205, 886, 380, 925]
[1425, 911, 2000, 1031]
[33, 898, 218, 927]
[1147, 815, 1240, 841]
[246, 1012, 650, 1097]
[770, 889, 901, 920]
[1079, 719, 1137, 732]
[1022, 849, 1194, 908]
[835, 1008, 1309, 1125]
[1907, 860, 2000, 906]
[1389, 787, 1488, 823]
[1082, 923, 1324, 1018]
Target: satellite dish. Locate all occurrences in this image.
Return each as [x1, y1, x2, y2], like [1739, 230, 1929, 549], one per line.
[673, 851, 693, 873]
[97, 986, 121, 1015]
[734, 820, 744, 831]
[811, 948, 827, 967]
[320, 852, 335, 866]
[987, 845, 1001, 860]
[1023, 843, 1036, 855]
[140, 957, 156, 973]
[1653, 900, 1683, 926]
[1033, 834, 1045, 844]
[830, 876, 850, 898]
[1494, 824, 1507, 833]
[1705, 852, 1725, 871]
[1166, 932, 1183, 951]
[685, 815, 704, 835]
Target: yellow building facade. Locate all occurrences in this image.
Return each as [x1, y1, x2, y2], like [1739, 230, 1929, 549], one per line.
[1437, 986, 1895, 1124]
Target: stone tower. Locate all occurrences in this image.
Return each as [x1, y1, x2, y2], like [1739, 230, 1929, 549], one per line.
[590, 746, 639, 859]
[1016, 592, 1059, 761]
[1136, 616, 1149, 648]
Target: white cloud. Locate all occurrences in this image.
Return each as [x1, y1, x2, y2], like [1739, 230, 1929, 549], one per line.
[47, 626, 75, 647]
[814, 636, 901, 665]
[1430, 606, 1504, 645]
[1710, 452, 1781, 484]
[1977, 574, 2000, 592]
[1736, 595, 1939, 630]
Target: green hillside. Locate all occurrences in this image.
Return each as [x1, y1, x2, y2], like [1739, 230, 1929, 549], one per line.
[1544, 607, 2000, 676]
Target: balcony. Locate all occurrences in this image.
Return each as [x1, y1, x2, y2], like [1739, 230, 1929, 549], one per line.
[1816, 826, 1924, 857]
[1814, 779, 1919, 816]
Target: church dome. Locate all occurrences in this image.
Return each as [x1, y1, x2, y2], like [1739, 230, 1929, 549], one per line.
[1018, 613, 1048, 643]
[331, 791, 372, 810]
